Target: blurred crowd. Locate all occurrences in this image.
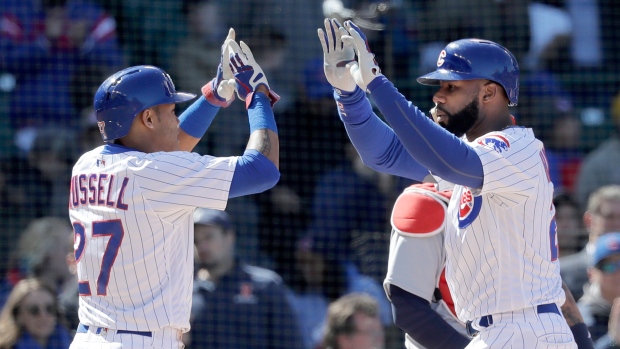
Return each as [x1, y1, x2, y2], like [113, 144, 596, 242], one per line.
[1, 0, 620, 348]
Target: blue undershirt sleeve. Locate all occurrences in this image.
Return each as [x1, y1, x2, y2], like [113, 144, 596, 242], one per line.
[247, 92, 278, 134]
[570, 323, 594, 349]
[178, 96, 219, 139]
[229, 150, 280, 198]
[366, 77, 484, 188]
[335, 88, 430, 182]
[390, 285, 471, 349]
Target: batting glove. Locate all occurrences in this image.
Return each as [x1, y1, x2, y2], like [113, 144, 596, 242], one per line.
[202, 28, 237, 108]
[341, 20, 383, 92]
[228, 40, 280, 109]
[317, 18, 357, 95]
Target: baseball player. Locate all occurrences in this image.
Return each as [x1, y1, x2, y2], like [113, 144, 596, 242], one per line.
[68, 30, 281, 349]
[317, 18, 577, 348]
[386, 182, 593, 349]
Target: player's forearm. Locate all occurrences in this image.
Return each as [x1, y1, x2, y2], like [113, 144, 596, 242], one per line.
[390, 285, 470, 349]
[562, 281, 594, 349]
[245, 91, 279, 169]
[367, 76, 484, 188]
[178, 96, 221, 151]
[562, 281, 585, 326]
[335, 89, 429, 181]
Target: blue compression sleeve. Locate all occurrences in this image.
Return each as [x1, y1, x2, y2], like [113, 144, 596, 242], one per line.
[248, 92, 278, 134]
[229, 149, 280, 198]
[366, 76, 483, 188]
[389, 285, 470, 349]
[570, 323, 594, 349]
[335, 88, 430, 181]
[179, 96, 219, 139]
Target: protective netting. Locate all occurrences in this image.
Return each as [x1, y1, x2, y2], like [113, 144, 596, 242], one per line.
[1, 1, 619, 348]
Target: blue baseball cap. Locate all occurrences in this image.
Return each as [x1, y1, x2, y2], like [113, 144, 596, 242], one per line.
[592, 232, 620, 267]
[193, 208, 234, 231]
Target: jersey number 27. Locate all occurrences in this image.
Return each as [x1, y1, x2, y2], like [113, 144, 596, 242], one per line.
[73, 220, 125, 296]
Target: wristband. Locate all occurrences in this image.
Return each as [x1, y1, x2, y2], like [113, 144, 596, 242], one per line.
[244, 89, 280, 110]
[247, 93, 277, 134]
[202, 78, 233, 108]
[570, 323, 594, 349]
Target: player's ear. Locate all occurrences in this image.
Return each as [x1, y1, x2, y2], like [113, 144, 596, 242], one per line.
[482, 81, 497, 103]
[583, 211, 592, 230]
[140, 109, 156, 129]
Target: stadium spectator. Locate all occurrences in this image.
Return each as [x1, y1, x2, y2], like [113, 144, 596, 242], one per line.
[287, 234, 393, 349]
[578, 232, 620, 342]
[319, 293, 384, 349]
[555, 192, 588, 257]
[576, 91, 620, 210]
[256, 57, 351, 283]
[561, 185, 620, 301]
[592, 297, 620, 349]
[13, 217, 74, 291]
[304, 140, 404, 282]
[95, 0, 183, 70]
[187, 208, 301, 349]
[0, 0, 124, 143]
[0, 278, 71, 349]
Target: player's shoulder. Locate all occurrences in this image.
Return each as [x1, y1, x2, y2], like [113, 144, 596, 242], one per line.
[473, 126, 540, 154]
[242, 264, 285, 286]
[391, 183, 452, 237]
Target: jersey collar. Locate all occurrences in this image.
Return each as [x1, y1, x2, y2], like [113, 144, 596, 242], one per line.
[101, 143, 139, 154]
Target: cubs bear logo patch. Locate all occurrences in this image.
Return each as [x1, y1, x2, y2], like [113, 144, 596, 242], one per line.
[458, 188, 482, 229]
[477, 134, 510, 153]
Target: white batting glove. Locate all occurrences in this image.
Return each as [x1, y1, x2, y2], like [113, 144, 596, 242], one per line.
[228, 40, 280, 108]
[317, 18, 357, 95]
[202, 28, 237, 107]
[341, 20, 383, 91]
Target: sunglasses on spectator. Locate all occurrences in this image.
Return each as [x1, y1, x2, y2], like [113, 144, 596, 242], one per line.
[597, 260, 620, 274]
[22, 304, 55, 316]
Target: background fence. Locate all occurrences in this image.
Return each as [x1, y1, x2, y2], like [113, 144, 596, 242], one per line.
[1, 0, 619, 348]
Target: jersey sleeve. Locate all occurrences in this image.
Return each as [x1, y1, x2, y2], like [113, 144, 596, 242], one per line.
[470, 128, 545, 200]
[132, 152, 237, 211]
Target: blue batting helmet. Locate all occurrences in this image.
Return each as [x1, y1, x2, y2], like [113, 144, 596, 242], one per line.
[417, 39, 519, 106]
[94, 65, 196, 142]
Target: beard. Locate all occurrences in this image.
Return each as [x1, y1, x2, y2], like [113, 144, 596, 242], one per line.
[437, 96, 479, 138]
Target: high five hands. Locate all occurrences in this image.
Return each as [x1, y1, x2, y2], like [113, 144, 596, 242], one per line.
[317, 18, 383, 94]
[203, 28, 280, 109]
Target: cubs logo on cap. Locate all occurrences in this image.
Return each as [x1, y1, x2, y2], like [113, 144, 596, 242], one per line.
[592, 232, 620, 267]
[437, 50, 447, 67]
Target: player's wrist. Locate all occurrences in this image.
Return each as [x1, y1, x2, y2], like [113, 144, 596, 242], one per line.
[202, 78, 232, 108]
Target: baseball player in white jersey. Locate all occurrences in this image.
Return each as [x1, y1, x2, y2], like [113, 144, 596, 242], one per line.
[317, 18, 579, 348]
[69, 30, 281, 348]
[386, 181, 593, 349]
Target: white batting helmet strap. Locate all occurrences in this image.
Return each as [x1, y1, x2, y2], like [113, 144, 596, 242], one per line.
[391, 183, 452, 238]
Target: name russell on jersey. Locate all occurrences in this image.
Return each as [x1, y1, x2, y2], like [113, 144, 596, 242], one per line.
[69, 174, 130, 210]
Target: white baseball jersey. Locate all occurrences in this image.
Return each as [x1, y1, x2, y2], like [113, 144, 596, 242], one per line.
[68, 144, 236, 332]
[384, 184, 467, 349]
[435, 127, 565, 322]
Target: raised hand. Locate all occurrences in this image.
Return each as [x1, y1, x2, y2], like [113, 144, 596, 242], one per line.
[341, 20, 383, 91]
[317, 18, 357, 94]
[202, 28, 237, 107]
[228, 40, 280, 108]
